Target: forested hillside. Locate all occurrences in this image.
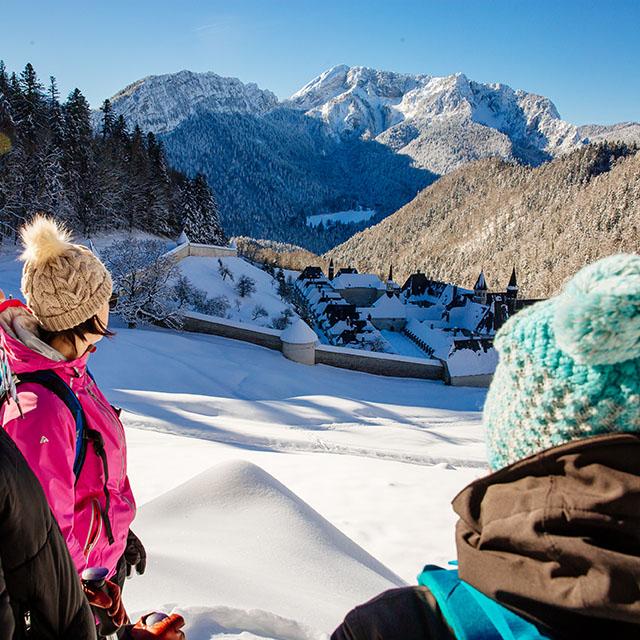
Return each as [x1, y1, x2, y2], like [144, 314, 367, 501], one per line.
[0, 62, 224, 244]
[160, 107, 434, 252]
[327, 143, 640, 297]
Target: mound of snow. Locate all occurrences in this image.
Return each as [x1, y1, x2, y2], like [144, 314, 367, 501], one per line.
[173, 605, 322, 640]
[126, 460, 404, 633]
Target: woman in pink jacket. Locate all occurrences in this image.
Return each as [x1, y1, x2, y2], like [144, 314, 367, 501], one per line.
[0, 216, 146, 630]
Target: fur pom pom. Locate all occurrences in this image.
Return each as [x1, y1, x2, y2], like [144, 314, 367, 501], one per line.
[554, 254, 640, 365]
[19, 216, 73, 266]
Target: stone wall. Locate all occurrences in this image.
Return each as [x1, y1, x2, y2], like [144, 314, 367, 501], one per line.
[164, 242, 238, 261]
[315, 345, 443, 380]
[180, 312, 282, 351]
[180, 314, 446, 381]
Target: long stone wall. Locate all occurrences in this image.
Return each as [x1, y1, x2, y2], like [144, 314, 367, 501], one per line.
[315, 345, 443, 380]
[180, 314, 449, 382]
[180, 312, 282, 351]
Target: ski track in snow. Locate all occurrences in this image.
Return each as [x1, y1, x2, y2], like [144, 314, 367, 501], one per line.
[121, 411, 486, 469]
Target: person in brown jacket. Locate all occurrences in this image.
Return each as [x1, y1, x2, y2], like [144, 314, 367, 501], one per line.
[332, 254, 640, 640]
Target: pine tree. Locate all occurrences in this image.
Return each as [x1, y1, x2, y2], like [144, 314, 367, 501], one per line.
[100, 99, 114, 140]
[62, 88, 98, 233]
[184, 173, 225, 245]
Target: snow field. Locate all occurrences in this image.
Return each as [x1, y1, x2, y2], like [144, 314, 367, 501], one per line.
[0, 246, 489, 638]
[306, 210, 376, 228]
[89, 325, 486, 637]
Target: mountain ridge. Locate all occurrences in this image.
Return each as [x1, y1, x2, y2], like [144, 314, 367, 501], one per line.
[99, 65, 640, 250]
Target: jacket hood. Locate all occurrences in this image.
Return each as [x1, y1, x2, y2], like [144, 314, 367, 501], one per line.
[454, 432, 640, 637]
[0, 302, 88, 375]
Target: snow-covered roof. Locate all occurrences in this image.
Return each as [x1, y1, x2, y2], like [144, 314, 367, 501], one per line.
[281, 319, 319, 344]
[331, 273, 385, 290]
[449, 299, 490, 333]
[405, 303, 445, 321]
[405, 320, 457, 360]
[447, 345, 498, 376]
[327, 320, 354, 336]
[369, 294, 407, 318]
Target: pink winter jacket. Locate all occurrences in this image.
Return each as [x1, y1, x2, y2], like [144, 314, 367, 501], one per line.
[0, 301, 136, 578]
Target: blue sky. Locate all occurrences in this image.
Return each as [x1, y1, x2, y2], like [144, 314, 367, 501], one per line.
[1, 0, 638, 124]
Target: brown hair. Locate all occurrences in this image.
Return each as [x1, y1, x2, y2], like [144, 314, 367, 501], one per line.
[40, 314, 115, 349]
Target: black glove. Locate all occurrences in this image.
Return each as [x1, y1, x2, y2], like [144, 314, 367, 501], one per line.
[124, 529, 146, 577]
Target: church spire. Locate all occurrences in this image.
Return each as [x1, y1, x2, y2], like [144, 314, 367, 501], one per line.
[507, 266, 517, 290]
[474, 271, 488, 292]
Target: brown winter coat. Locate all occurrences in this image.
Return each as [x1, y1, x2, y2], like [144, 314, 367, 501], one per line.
[331, 432, 640, 640]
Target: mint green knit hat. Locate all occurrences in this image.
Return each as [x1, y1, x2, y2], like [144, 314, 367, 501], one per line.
[484, 254, 640, 471]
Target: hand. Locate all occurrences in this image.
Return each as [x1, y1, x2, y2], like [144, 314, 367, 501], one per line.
[125, 529, 147, 577]
[129, 613, 186, 639]
[83, 578, 128, 628]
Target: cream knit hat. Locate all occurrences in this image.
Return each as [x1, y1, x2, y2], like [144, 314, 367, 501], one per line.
[19, 216, 113, 331]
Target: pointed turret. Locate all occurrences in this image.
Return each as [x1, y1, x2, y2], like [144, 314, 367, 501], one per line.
[474, 270, 488, 305]
[507, 267, 518, 293]
[386, 264, 395, 296]
[474, 271, 488, 292]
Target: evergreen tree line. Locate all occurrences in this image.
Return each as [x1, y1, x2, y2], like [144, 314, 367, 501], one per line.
[0, 61, 225, 244]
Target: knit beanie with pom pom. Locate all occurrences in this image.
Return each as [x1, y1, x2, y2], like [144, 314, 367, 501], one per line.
[484, 253, 640, 471]
[19, 216, 112, 332]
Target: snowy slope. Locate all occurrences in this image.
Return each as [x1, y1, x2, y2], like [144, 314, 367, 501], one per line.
[90, 327, 485, 636]
[177, 256, 297, 327]
[0, 248, 487, 637]
[128, 459, 404, 632]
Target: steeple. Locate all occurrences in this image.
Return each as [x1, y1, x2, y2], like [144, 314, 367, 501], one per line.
[474, 271, 488, 292]
[328, 258, 335, 280]
[474, 270, 488, 305]
[507, 267, 517, 291]
[386, 264, 394, 296]
[506, 266, 518, 301]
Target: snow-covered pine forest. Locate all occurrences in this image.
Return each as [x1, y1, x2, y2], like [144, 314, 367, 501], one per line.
[0, 62, 224, 245]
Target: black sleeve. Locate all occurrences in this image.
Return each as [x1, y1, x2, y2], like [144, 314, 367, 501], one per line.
[0, 559, 16, 639]
[0, 428, 96, 640]
[331, 586, 454, 640]
[29, 518, 97, 640]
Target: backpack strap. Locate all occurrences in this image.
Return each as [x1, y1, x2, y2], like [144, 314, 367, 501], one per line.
[14, 370, 88, 480]
[418, 565, 551, 640]
[13, 370, 115, 546]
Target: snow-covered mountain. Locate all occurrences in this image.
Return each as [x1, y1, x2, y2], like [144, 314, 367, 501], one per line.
[102, 65, 636, 249]
[578, 121, 640, 146]
[109, 70, 278, 134]
[288, 65, 583, 172]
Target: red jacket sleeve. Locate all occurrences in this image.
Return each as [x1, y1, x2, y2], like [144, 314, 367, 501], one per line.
[2, 384, 87, 572]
